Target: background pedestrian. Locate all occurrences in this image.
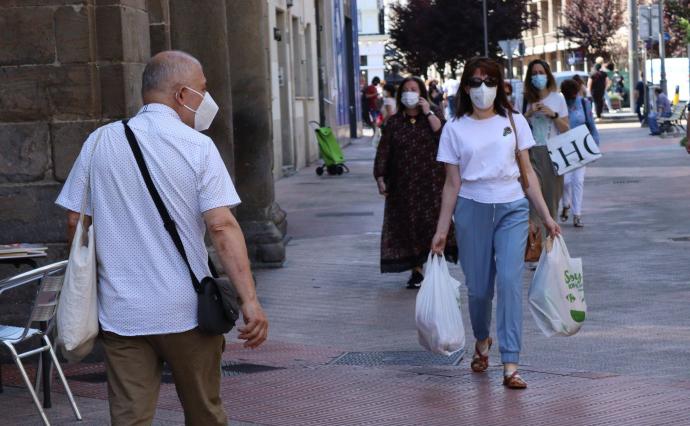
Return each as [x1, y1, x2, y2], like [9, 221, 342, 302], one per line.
[560, 79, 600, 228]
[432, 57, 560, 389]
[588, 63, 609, 119]
[443, 72, 460, 118]
[374, 76, 457, 289]
[365, 76, 382, 127]
[648, 87, 673, 136]
[572, 74, 589, 100]
[380, 83, 397, 125]
[635, 74, 645, 122]
[523, 59, 570, 224]
[428, 80, 444, 107]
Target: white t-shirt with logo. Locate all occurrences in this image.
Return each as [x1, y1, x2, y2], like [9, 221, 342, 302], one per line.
[437, 113, 536, 204]
[526, 91, 569, 145]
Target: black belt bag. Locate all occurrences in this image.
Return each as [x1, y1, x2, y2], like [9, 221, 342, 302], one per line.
[123, 120, 240, 335]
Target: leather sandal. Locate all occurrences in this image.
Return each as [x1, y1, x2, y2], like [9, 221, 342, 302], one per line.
[573, 215, 584, 228]
[503, 371, 527, 389]
[560, 206, 570, 222]
[470, 337, 492, 373]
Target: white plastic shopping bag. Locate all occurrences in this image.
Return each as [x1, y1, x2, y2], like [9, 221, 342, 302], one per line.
[528, 235, 586, 337]
[415, 252, 465, 355]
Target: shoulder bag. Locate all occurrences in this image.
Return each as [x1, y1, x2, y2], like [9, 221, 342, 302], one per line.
[507, 112, 542, 262]
[507, 111, 529, 192]
[122, 120, 240, 336]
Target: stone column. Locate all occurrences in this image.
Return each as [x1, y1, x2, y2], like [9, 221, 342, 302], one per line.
[169, 0, 235, 174]
[227, 0, 286, 267]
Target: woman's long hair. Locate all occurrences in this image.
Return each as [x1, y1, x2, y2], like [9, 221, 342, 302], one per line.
[395, 76, 430, 114]
[455, 57, 514, 118]
[523, 59, 558, 105]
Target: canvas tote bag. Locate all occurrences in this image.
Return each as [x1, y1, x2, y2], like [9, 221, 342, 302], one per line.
[57, 131, 102, 361]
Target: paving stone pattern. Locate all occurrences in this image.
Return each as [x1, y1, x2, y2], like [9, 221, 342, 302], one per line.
[2, 122, 690, 425]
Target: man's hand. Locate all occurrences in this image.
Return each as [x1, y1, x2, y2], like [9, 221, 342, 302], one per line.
[204, 206, 269, 348]
[238, 300, 268, 349]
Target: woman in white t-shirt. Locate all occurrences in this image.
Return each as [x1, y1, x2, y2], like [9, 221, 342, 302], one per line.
[431, 57, 561, 389]
[523, 60, 570, 222]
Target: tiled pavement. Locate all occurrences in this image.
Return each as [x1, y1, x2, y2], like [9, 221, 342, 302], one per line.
[2, 122, 690, 425]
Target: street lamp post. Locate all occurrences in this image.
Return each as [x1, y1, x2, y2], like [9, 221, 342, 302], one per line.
[483, 0, 488, 56]
[628, 0, 639, 114]
[658, 0, 667, 94]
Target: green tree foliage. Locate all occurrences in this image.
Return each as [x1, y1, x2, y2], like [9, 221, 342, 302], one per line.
[666, 1, 690, 50]
[388, 0, 537, 76]
[558, 0, 625, 62]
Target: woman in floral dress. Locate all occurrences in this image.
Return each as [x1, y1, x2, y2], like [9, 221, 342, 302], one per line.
[374, 76, 457, 288]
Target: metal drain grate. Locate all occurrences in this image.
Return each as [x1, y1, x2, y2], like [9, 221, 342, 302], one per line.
[221, 362, 283, 377]
[330, 350, 464, 367]
[670, 236, 690, 242]
[612, 179, 640, 184]
[315, 212, 374, 218]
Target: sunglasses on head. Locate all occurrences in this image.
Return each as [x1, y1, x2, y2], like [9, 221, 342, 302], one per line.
[468, 77, 498, 88]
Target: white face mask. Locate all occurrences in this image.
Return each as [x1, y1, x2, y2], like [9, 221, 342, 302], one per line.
[180, 86, 219, 131]
[469, 83, 497, 110]
[401, 92, 420, 108]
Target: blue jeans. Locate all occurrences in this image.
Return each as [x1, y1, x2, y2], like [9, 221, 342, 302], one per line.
[648, 111, 672, 134]
[454, 197, 529, 364]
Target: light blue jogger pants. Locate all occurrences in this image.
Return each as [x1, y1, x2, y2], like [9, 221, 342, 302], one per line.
[454, 197, 529, 364]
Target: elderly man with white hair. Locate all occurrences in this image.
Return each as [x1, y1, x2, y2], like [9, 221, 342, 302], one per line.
[56, 50, 268, 425]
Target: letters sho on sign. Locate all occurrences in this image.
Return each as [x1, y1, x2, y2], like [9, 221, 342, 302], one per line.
[546, 125, 602, 176]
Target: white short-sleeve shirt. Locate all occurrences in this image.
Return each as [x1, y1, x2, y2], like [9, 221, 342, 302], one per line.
[56, 103, 241, 336]
[437, 113, 536, 204]
[526, 91, 569, 145]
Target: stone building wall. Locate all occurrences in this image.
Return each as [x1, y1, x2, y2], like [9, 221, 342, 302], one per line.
[0, 0, 149, 255]
[0, 0, 287, 273]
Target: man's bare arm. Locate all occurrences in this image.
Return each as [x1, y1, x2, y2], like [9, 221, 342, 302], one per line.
[204, 206, 268, 348]
[66, 211, 90, 245]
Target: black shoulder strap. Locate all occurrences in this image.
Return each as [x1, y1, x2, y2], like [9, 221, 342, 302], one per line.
[122, 120, 203, 293]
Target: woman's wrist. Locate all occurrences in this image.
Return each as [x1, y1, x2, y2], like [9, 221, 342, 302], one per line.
[435, 222, 450, 236]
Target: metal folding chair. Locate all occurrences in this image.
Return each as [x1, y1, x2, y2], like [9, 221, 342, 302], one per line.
[0, 260, 82, 425]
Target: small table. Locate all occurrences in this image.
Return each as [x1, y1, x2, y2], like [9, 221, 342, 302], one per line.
[0, 252, 51, 407]
[0, 252, 46, 269]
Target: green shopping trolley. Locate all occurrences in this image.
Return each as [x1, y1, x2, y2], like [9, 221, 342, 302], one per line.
[310, 121, 349, 176]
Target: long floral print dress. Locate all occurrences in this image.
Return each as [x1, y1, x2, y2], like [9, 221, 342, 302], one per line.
[374, 106, 458, 273]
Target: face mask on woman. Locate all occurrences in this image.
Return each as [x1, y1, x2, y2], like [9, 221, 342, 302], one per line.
[531, 74, 548, 90]
[401, 92, 420, 108]
[469, 83, 497, 110]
